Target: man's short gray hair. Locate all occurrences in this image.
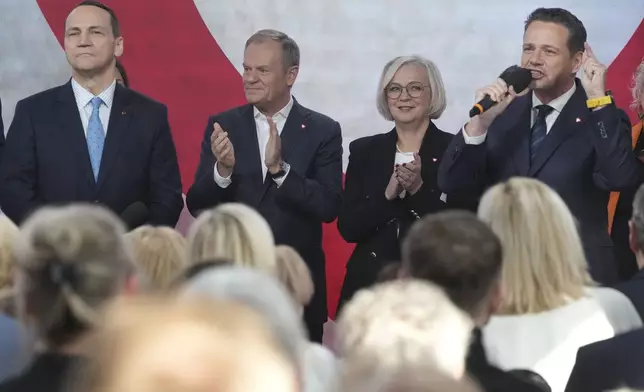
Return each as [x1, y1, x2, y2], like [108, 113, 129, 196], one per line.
[246, 29, 300, 69]
[631, 58, 644, 114]
[632, 184, 644, 252]
[376, 55, 447, 121]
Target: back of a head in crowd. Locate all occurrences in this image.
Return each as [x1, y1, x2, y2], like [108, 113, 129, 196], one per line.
[400, 210, 502, 324]
[125, 225, 187, 290]
[274, 245, 313, 307]
[78, 295, 299, 392]
[477, 177, 592, 314]
[180, 266, 306, 382]
[337, 279, 474, 380]
[186, 203, 276, 274]
[12, 204, 136, 348]
[0, 215, 19, 313]
[342, 356, 482, 392]
[507, 369, 551, 392]
[630, 183, 644, 265]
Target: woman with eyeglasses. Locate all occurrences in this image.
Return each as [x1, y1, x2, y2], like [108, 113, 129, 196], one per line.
[336, 55, 476, 312]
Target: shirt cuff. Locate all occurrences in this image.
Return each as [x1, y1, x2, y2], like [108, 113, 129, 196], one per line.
[462, 125, 487, 145]
[272, 162, 291, 187]
[213, 162, 232, 188]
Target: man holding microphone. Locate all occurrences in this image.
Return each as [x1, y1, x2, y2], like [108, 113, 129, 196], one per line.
[438, 8, 641, 284]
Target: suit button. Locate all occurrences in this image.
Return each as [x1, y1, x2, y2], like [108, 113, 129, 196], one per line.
[94, 200, 99, 203]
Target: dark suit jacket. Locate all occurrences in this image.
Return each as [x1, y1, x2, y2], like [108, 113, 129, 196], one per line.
[0, 81, 183, 227]
[438, 79, 641, 284]
[614, 268, 644, 321]
[185, 99, 343, 324]
[336, 122, 476, 310]
[468, 329, 545, 392]
[565, 328, 644, 392]
[0, 97, 4, 165]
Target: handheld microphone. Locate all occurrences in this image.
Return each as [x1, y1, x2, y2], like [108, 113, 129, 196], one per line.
[120, 201, 149, 230]
[469, 65, 533, 118]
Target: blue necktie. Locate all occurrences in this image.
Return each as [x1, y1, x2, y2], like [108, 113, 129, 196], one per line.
[530, 104, 554, 163]
[87, 97, 105, 182]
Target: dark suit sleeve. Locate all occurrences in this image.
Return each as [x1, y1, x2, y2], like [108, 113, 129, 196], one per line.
[0, 100, 42, 223]
[275, 120, 343, 223]
[0, 97, 4, 163]
[590, 106, 642, 191]
[185, 116, 234, 216]
[437, 128, 489, 195]
[147, 105, 184, 226]
[337, 139, 405, 243]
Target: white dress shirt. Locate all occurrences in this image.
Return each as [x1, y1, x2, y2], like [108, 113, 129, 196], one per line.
[70, 78, 116, 136]
[463, 83, 577, 145]
[214, 96, 294, 188]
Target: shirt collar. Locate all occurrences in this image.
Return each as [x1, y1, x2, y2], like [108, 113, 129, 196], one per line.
[253, 95, 294, 120]
[532, 82, 576, 113]
[71, 77, 117, 109]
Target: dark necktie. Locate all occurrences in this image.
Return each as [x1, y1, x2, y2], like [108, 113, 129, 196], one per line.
[530, 104, 554, 163]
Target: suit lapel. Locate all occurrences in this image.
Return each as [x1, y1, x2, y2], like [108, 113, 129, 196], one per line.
[96, 84, 132, 192]
[56, 81, 95, 189]
[506, 98, 533, 176]
[237, 105, 266, 208]
[528, 84, 585, 177]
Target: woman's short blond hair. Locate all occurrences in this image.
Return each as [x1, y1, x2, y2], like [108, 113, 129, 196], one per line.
[125, 226, 187, 290]
[631, 58, 644, 114]
[376, 55, 447, 121]
[186, 203, 276, 275]
[0, 216, 19, 292]
[274, 245, 313, 307]
[477, 178, 592, 314]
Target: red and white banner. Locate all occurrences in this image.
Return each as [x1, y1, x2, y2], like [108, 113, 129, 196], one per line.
[0, 0, 642, 317]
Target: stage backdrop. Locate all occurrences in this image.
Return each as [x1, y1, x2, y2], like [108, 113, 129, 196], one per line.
[0, 0, 642, 318]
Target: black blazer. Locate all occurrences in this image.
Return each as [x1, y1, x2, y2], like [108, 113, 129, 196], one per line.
[565, 328, 644, 392]
[336, 122, 476, 310]
[185, 98, 343, 324]
[438, 79, 641, 284]
[0, 97, 4, 165]
[614, 268, 644, 321]
[0, 81, 184, 227]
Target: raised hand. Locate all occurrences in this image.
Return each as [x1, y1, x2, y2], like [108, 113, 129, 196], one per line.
[467, 78, 518, 137]
[580, 42, 608, 100]
[211, 122, 235, 177]
[265, 117, 283, 174]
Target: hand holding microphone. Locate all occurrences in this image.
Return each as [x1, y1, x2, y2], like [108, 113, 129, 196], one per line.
[466, 66, 533, 137]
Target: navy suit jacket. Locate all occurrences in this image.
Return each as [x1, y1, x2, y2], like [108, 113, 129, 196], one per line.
[566, 328, 644, 392]
[186, 99, 343, 323]
[438, 79, 641, 283]
[615, 268, 644, 321]
[0, 81, 183, 227]
[0, 98, 4, 166]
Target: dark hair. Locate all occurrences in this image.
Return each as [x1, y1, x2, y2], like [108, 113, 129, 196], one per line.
[508, 369, 552, 392]
[178, 259, 234, 282]
[376, 262, 401, 283]
[115, 59, 129, 87]
[525, 8, 586, 54]
[401, 210, 502, 317]
[74, 1, 121, 37]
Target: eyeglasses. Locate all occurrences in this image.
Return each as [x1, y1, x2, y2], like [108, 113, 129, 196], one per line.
[384, 82, 429, 99]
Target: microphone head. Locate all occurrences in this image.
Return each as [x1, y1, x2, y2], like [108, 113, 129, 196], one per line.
[499, 65, 533, 94]
[121, 202, 149, 230]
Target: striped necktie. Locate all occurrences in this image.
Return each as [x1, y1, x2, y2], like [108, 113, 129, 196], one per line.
[530, 104, 554, 163]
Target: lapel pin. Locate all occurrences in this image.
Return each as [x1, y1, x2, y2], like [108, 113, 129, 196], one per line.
[575, 117, 581, 123]
[301, 124, 306, 129]
[432, 157, 438, 162]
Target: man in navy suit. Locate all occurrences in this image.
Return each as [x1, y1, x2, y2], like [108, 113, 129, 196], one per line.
[438, 8, 641, 284]
[186, 29, 343, 342]
[0, 97, 4, 165]
[0, 1, 183, 227]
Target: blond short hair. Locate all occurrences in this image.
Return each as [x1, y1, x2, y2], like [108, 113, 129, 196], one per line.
[275, 245, 313, 306]
[477, 178, 592, 314]
[632, 58, 644, 114]
[125, 226, 187, 290]
[376, 55, 447, 121]
[79, 295, 298, 392]
[0, 216, 19, 312]
[186, 203, 276, 274]
[337, 279, 473, 379]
